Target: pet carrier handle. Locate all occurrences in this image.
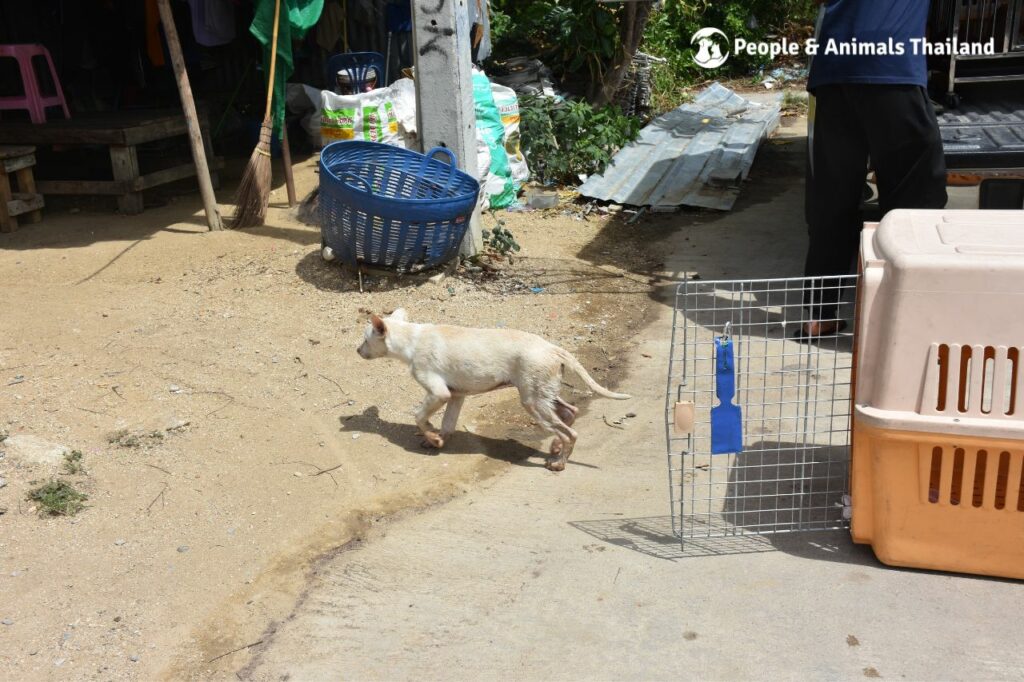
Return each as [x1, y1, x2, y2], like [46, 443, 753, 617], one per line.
[341, 172, 373, 194]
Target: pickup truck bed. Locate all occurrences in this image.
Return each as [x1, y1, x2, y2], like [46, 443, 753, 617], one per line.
[937, 94, 1024, 171]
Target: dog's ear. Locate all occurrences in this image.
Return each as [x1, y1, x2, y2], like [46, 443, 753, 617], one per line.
[389, 308, 408, 322]
[371, 314, 387, 336]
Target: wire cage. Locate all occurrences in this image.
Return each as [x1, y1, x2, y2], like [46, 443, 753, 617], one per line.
[665, 277, 857, 547]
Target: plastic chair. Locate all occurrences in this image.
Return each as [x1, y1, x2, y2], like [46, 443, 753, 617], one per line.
[325, 52, 385, 93]
[0, 44, 70, 123]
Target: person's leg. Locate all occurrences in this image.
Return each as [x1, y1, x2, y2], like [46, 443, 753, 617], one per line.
[804, 85, 870, 329]
[855, 85, 948, 215]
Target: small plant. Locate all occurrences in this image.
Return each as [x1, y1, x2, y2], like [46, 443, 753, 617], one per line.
[781, 91, 808, 115]
[108, 429, 141, 448]
[519, 95, 641, 186]
[107, 429, 164, 448]
[27, 480, 88, 516]
[482, 220, 522, 262]
[62, 449, 85, 475]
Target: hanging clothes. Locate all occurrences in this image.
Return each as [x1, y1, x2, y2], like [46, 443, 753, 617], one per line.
[469, 0, 491, 63]
[187, 0, 236, 47]
[144, 0, 165, 67]
[315, 0, 345, 53]
[250, 0, 325, 138]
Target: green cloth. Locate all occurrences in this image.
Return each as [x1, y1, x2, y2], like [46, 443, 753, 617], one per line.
[250, 0, 323, 138]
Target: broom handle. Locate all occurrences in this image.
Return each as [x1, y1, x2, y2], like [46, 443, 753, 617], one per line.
[264, 0, 283, 121]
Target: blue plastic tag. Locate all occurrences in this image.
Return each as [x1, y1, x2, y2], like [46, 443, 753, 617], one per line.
[711, 337, 743, 454]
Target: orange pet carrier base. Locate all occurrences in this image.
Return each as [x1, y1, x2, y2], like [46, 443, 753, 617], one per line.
[852, 210, 1024, 579]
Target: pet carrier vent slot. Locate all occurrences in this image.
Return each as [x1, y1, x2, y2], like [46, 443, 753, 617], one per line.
[981, 349, 995, 414]
[972, 450, 987, 508]
[926, 447, 1024, 510]
[958, 347, 973, 413]
[936, 344, 950, 412]
[1009, 348, 1019, 416]
[930, 344, 1020, 416]
[950, 448, 966, 505]
[1019, 456, 1024, 512]
[995, 451, 1010, 510]
[928, 446, 943, 503]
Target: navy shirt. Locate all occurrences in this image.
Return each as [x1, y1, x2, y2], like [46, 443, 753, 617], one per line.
[808, 0, 929, 90]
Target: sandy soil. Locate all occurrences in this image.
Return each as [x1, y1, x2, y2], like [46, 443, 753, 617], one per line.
[0, 157, 668, 680]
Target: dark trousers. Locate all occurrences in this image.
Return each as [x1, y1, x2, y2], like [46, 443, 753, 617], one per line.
[804, 84, 947, 319]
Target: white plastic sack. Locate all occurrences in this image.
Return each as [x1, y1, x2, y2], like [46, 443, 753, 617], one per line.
[490, 83, 529, 187]
[321, 88, 403, 147]
[476, 127, 492, 211]
[388, 78, 420, 149]
[389, 78, 418, 135]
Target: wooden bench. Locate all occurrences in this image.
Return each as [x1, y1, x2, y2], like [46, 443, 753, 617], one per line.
[0, 109, 223, 215]
[0, 145, 44, 232]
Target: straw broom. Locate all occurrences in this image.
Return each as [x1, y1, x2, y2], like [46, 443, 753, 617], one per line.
[230, 0, 283, 228]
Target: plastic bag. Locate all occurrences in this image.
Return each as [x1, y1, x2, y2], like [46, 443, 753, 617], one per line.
[321, 88, 403, 147]
[388, 77, 421, 149]
[490, 83, 529, 188]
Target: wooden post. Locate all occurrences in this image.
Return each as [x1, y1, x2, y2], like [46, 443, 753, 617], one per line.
[110, 145, 144, 214]
[281, 129, 297, 208]
[156, 0, 223, 231]
[0, 165, 15, 232]
[411, 0, 481, 257]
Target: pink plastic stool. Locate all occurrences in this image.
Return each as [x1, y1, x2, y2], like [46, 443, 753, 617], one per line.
[0, 44, 70, 123]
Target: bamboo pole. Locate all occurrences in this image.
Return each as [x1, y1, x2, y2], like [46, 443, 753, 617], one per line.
[156, 0, 223, 231]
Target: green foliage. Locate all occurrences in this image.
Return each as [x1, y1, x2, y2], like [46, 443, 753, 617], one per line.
[490, 0, 817, 112]
[519, 95, 641, 186]
[643, 1, 818, 111]
[28, 480, 88, 516]
[482, 220, 521, 261]
[490, 0, 624, 94]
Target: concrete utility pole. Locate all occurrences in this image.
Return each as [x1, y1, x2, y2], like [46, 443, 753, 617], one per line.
[411, 0, 482, 256]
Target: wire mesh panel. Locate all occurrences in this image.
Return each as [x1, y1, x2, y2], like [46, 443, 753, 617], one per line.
[665, 276, 856, 546]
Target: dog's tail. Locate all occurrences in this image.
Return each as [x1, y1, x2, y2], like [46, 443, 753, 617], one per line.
[556, 348, 631, 400]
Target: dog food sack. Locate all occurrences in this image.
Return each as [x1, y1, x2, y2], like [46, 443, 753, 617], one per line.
[472, 70, 516, 209]
[490, 83, 529, 188]
[321, 88, 403, 147]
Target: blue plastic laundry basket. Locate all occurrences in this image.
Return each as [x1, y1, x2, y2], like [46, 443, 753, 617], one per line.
[319, 141, 480, 272]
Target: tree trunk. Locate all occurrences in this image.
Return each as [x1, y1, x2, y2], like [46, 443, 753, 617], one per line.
[588, 3, 653, 108]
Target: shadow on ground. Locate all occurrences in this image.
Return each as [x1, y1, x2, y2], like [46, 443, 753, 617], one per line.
[569, 515, 878, 566]
[337, 405, 590, 469]
[572, 435, 855, 563]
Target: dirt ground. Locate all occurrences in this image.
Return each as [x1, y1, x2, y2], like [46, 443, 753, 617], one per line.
[0, 153, 674, 679]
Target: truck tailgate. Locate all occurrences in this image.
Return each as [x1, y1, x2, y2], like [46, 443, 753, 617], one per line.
[938, 97, 1024, 170]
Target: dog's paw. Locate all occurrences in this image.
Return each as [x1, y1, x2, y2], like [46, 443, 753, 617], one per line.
[545, 459, 566, 472]
[420, 432, 445, 449]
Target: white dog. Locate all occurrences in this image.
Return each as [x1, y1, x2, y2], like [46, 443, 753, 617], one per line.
[357, 309, 630, 471]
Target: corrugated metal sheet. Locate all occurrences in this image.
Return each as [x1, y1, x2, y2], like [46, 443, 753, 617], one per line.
[579, 83, 781, 211]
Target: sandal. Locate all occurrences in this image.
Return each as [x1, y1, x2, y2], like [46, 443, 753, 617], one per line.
[791, 320, 848, 343]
